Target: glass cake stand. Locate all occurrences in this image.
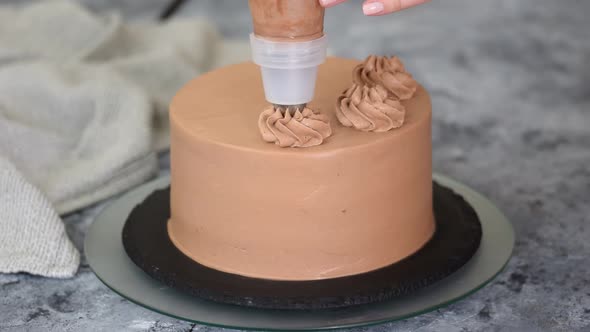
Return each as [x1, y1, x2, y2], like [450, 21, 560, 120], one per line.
[85, 174, 514, 331]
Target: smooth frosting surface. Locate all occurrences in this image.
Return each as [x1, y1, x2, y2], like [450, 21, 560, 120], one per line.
[259, 106, 332, 148]
[168, 57, 435, 280]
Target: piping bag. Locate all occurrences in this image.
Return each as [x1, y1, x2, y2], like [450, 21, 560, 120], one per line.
[248, 0, 328, 110]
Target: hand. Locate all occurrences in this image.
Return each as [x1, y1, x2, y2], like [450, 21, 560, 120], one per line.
[319, 0, 429, 16]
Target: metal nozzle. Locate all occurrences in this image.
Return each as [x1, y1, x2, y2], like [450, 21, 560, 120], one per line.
[274, 104, 307, 114]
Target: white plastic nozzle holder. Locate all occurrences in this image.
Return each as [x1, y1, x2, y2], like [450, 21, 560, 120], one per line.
[250, 33, 328, 105]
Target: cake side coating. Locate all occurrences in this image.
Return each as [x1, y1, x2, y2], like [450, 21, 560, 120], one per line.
[168, 57, 435, 281]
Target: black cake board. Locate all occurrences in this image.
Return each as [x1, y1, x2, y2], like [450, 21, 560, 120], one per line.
[122, 182, 482, 310]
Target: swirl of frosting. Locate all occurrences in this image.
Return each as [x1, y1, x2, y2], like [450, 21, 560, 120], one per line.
[336, 84, 406, 132]
[258, 106, 332, 148]
[353, 55, 417, 100]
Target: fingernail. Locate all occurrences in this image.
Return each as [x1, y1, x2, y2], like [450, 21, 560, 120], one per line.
[363, 2, 385, 15]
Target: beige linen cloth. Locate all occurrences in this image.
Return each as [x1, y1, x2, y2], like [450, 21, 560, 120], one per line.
[0, 0, 249, 277]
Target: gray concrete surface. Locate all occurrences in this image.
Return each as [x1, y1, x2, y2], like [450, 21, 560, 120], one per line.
[1, 0, 589, 331]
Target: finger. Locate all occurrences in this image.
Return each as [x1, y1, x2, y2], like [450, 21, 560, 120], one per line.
[363, 0, 429, 16]
[319, 0, 348, 8]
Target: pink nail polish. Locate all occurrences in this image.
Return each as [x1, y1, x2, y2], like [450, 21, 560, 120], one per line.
[319, 0, 336, 6]
[363, 2, 385, 15]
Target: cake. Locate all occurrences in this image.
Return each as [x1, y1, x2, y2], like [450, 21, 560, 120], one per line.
[167, 56, 436, 281]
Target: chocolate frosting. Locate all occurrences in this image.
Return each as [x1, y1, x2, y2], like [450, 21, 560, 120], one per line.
[337, 56, 418, 132]
[352, 55, 418, 100]
[336, 84, 406, 132]
[169, 58, 435, 280]
[248, 0, 325, 41]
[258, 106, 332, 148]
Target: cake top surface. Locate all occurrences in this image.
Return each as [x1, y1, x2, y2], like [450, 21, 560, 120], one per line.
[170, 57, 430, 154]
